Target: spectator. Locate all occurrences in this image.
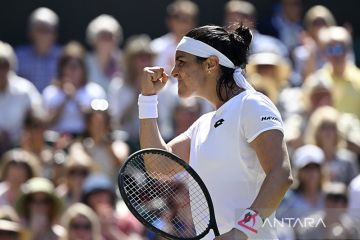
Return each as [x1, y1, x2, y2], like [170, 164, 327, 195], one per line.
[223, 0, 288, 57]
[305, 106, 358, 184]
[20, 115, 59, 180]
[82, 174, 144, 239]
[348, 174, 360, 229]
[284, 75, 333, 150]
[0, 206, 22, 240]
[86, 14, 123, 93]
[293, 5, 336, 81]
[260, 0, 303, 52]
[56, 143, 94, 208]
[172, 98, 202, 136]
[109, 34, 179, 147]
[43, 42, 106, 136]
[60, 203, 101, 240]
[246, 48, 298, 120]
[0, 41, 42, 152]
[0, 149, 40, 207]
[277, 144, 325, 220]
[83, 102, 129, 178]
[305, 26, 360, 118]
[151, 0, 198, 75]
[297, 182, 360, 239]
[15, 177, 64, 240]
[16, 7, 61, 92]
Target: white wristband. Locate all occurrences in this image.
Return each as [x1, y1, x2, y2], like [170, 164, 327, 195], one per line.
[235, 208, 263, 239]
[138, 94, 158, 119]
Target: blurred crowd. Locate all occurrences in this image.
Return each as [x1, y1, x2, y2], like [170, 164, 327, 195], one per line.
[0, 0, 360, 239]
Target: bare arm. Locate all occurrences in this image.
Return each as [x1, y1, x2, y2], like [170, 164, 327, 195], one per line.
[139, 67, 191, 175]
[249, 129, 293, 218]
[215, 130, 292, 240]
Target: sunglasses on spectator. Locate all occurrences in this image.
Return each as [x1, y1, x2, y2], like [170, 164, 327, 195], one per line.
[70, 222, 92, 230]
[320, 122, 337, 130]
[29, 196, 52, 205]
[68, 168, 89, 177]
[325, 43, 347, 57]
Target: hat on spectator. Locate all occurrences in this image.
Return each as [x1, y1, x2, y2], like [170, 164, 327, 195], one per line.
[29, 7, 59, 28]
[86, 14, 123, 45]
[0, 206, 21, 233]
[15, 177, 63, 216]
[293, 144, 324, 169]
[304, 5, 336, 30]
[82, 174, 116, 206]
[0, 41, 17, 70]
[246, 43, 291, 89]
[225, 0, 256, 17]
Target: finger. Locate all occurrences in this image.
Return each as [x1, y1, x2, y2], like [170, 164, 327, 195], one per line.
[160, 72, 169, 83]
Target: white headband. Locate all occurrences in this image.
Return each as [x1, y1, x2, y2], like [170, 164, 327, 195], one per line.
[176, 36, 254, 90]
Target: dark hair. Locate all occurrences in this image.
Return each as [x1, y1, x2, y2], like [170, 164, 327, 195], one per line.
[186, 25, 252, 101]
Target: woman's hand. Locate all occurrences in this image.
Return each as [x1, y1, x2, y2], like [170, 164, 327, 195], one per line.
[141, 66, 169, 95]
[214, 228, 248, 240]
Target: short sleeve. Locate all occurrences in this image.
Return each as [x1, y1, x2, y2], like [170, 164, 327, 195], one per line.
[241, 93, 284, 143]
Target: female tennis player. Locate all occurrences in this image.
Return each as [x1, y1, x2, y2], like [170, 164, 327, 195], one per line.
[138, 25, 293, 239]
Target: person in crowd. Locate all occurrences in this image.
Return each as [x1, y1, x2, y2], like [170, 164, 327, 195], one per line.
[246, 47, 296, 119]
[293, 5, 336, 81]
[56, 142, 94, 208]
[223, 0, 288, 57]
[60, 203, 101, 240]
[305, 26, 360, 118]
[42, 42, 106, 136]
[16, 7, 61, 92]
[297, 182, 360, 239]
[109, 34, 169, 147]
[259, 0, 303, 52]
[83, 101, 129, 178]
[348, 174, 360, 230]
[82, 174, 144, 240]
[86, 14, 123, 92]
[0, 206, 22, 240]
[151, 0, 199, 75]
[15, 177, 64, 240]
[284, 75, 333, 151]
[305, 106, 358, 185]
[277, 144, 325, 220]
[20, 115, 58, 180]
[0, 41, 43, 153]
[0, 149, 40, 207]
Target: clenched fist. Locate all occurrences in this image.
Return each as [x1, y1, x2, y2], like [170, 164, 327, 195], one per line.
[142, 66, 169, 95]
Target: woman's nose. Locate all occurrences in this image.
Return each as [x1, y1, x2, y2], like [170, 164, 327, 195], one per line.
[171, 65, 179, 78]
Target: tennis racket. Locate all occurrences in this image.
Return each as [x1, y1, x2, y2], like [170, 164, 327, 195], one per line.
[118, 148, 220, 240]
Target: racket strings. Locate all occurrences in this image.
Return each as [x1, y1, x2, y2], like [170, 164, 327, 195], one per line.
[122, 152, 211, 238]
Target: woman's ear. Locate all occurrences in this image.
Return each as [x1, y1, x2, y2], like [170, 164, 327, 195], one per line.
[205, 56, 220, 72]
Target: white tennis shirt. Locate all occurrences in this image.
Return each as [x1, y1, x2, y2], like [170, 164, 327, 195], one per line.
[184, 90, 283, 239]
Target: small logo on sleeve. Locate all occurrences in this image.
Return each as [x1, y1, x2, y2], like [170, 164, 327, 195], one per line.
[214, 119, 224, 128]
[260, 116, 280, 122]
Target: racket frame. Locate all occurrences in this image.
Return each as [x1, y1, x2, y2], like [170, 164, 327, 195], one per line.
[118, 148, 220, 240]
